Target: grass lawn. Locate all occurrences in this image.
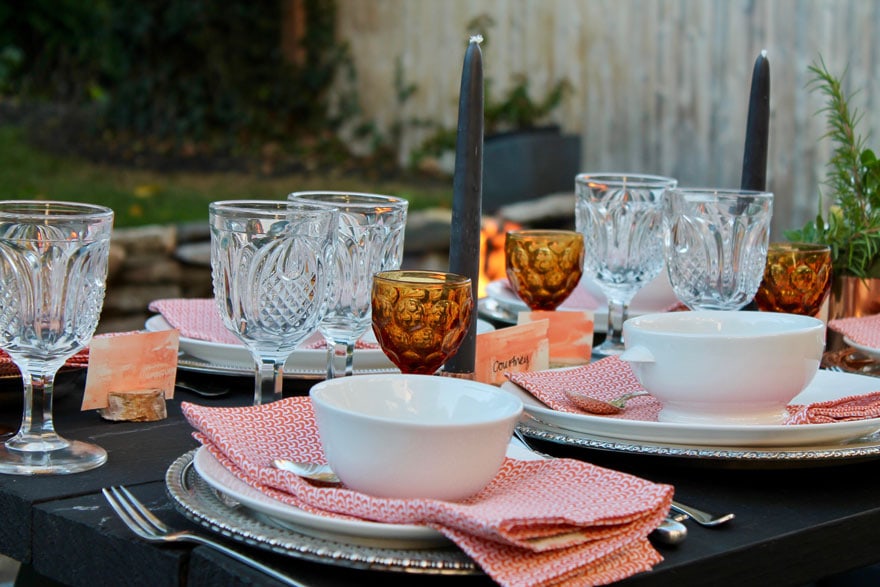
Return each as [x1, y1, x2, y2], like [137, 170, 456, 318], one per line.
[0, 126, 453, 228]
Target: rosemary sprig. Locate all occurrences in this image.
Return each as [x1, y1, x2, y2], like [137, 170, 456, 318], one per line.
[785, 57, 880, 277]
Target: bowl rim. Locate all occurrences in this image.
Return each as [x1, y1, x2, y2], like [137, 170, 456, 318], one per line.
[624, 310, 825, 339]
[309, 373, 524, 427]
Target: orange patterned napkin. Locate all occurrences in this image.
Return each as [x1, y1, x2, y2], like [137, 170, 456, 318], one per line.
[506, 357, 662, 422]
[829, 314, 880, 348]
[785, 391, 880, 424]
[182, 398, 674, 587]
[507, 357, 880, 426]
[148, 298, 244, 345]
[0, 344, 93, 377]
[148, 298, 378, 349]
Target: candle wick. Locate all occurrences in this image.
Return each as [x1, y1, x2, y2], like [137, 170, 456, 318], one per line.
[469, 34, 484, 45]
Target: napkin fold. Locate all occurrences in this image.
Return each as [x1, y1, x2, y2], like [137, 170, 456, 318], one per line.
[507, 356, 880, 426]
[785, 391, 880, 424]
[182, 398, 674, 587]
[829, 313, 880, 348]
[148, 298, 244, 345]
[148, 298, 378, 349]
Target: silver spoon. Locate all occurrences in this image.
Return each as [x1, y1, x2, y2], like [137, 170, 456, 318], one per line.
[274, 459, 340, 483]
[564, 389, 649, 414]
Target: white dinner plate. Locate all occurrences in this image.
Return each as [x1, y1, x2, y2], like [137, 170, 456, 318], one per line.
[844, 336, 880, 361]
[501, 369, 880, 448]
[146, 315, 494, 375]
[484, 273, 678, 331]
[192, 442, 538, 550]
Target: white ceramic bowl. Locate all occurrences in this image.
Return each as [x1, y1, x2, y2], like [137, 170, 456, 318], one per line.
[309, 374, 523, 501]
[620, 311, 826, 424]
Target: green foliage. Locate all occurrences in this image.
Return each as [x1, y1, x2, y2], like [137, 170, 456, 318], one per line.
[784, 57, 880, 278]
[0, 0, 116, 100]
[484, 75, 572, 134]
[1, 0, 352, 155]
[411, 13, 572, 165]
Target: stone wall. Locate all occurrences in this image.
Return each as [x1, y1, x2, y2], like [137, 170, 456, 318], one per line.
[99, 223, 212, 334]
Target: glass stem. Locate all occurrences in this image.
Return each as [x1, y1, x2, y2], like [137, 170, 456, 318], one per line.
[325, 344, 336, 380]
[606, 299, 630, 348]
[326, 341, 356, 379]
[255, 358, 284, 405]
[7, 370, 67, 452]
[342, 342, 355, 377]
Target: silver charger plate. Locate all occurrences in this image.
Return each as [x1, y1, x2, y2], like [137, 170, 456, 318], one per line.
[517, 419, 880, 469]
[165, 450, 480, 575]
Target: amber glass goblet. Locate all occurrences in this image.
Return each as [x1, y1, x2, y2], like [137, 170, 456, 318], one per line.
[505, 229, 585, 311]
[754, 242, 832, 316]
[371, 270, 474, 375]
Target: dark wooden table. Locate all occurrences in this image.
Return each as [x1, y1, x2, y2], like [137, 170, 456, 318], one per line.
[1, 366, 880, 587]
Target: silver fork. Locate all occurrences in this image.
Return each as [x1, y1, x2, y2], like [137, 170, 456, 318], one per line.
[512, 428, 734, 527]
[102, 486, 307, 587]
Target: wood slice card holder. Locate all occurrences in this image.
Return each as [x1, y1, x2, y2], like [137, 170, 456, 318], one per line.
[99, 389, 167, 422]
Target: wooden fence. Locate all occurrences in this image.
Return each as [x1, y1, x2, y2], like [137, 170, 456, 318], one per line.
[334, 0, 880, 238]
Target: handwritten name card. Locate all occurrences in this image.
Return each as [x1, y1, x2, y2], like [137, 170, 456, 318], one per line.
[475, 320, 549, 385]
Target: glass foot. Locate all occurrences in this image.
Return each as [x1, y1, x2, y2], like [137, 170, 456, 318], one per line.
[0, 439, 107, 475]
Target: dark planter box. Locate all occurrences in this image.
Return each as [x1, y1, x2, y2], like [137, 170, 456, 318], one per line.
[482, 126, 582, 214]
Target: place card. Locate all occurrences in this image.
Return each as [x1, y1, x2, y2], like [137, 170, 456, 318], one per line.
[475, 320, 549, 385]
[81, 329, 179, 411]
[517, 310, 594, 367]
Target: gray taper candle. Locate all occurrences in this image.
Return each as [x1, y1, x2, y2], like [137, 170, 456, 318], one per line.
[741, 50, 770, 191]
[445, 36, 484, 377]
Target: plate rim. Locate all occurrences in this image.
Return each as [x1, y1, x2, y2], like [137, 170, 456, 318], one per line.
[516, 420, 880, 467]
[149, 314, 494, 376]
[165, 449, 479, 574]
[502, 369, 880, 448]
[146, 314, 395, 372]
[192, 446, 448, 547]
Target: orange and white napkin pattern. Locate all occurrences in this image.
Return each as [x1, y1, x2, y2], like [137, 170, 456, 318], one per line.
[506, 357, 661, 422]
[0, 343, 92, 377]
[829, 313, 880, 348]
[148, 298, 378, 349]
[506, 356, 880, 426]
[182, 398, 674, 587]
[785, 391, 880, 424]
[149, 298, 247, 345]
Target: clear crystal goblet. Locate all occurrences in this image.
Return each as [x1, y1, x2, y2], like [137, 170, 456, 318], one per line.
[210, 200, 338, 405]
[0, 200, 114, 475]
[288, 191, 408, 379]
[575, 173, 678, 356]
[664, 188, 773, 311]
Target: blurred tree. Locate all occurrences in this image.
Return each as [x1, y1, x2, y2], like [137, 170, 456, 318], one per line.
[0, 0, 353, 161]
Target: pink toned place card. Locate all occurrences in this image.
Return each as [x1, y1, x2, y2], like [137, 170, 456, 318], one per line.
[516, 310, 594, 367]
[475, 320, 549, 385]
[81, 329, 179, 410]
